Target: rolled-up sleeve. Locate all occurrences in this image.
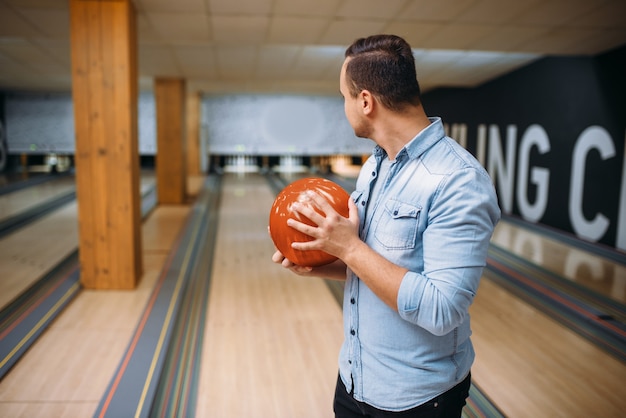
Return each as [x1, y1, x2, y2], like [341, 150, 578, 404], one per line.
[396, 167, 499, 335]
[397, 267, 483, 335]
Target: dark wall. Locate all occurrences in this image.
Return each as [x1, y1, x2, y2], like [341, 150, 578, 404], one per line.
[422, 45, 626, 251]
[0, 92, 5, 122]
[0, 92, 6, 172]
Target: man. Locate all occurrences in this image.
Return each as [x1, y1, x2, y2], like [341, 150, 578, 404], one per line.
[272, 34, 500, 417]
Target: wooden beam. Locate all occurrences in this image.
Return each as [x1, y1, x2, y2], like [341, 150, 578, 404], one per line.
[155, 78, 187, 204]
[186, 91, 202, 177]
[69, 0, 142, 289]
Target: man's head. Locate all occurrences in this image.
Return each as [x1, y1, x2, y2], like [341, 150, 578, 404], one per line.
[343, 34, 422, 112]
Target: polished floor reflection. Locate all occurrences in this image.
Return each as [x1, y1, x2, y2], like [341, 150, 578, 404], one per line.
[492, 219, 625, 303]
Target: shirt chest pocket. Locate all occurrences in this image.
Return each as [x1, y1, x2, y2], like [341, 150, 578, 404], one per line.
[374, 199, 421, 250]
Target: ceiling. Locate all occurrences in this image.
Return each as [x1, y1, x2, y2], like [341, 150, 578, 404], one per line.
[0, 0, 625, 96]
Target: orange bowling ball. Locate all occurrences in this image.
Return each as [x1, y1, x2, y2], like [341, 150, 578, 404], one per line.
[269, 177, 350, 267]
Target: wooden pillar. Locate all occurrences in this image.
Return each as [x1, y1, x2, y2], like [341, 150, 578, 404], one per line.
[20, 153, 28, 173]
[69, 0, 142, 289]
[155, 78, 187, 204]
[186, 91, 202, 177]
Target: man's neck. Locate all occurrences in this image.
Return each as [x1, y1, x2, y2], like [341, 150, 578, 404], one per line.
[374, 106, 431, 159]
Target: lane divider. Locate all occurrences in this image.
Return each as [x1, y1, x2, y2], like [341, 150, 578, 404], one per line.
[94, 176, 221, 418]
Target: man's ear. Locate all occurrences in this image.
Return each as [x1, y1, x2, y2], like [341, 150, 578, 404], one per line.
[360, 90, 374, 115]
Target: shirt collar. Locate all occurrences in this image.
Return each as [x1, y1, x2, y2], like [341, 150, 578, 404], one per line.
[373, 117, 445, 163]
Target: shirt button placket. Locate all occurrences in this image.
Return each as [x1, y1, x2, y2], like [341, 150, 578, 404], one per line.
[348, 278, 360, 396]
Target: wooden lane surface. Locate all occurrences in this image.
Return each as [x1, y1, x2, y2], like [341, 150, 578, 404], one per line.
[0, 202, 79, 310]
[0, 175, 156, 310]
[491, 220, 626, 304]
[0, 176, 76, 222]
[0, 176, 203, 418]
[471, 278, 626, 417]
[195, 173, 344, 418]
[471, 220, 626, 417]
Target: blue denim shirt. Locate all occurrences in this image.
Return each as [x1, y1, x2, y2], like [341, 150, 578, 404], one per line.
[338, 117, 500, 411]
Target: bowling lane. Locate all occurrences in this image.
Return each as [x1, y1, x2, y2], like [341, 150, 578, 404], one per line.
[0, 201, 78, 310]
[0, 173, 156, 310]
[0, 175, 75, 222]
[195, 173, 344, 418]
[470, 277, 626, 417]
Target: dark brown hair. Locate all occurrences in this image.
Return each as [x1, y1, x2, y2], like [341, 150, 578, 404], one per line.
[344, 34, 421, 111]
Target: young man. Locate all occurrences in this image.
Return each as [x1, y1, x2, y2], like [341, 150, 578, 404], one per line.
[272, 34, 500, 417]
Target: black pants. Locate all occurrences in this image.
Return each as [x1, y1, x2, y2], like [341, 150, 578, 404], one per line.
[333, 372, 471, 418]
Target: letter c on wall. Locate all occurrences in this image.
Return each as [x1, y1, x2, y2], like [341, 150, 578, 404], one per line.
[569, 126, 615, 241]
